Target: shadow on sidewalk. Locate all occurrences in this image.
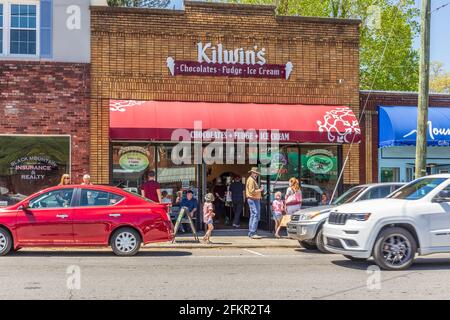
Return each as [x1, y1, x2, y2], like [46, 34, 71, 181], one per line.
[175, 229, 283, 239]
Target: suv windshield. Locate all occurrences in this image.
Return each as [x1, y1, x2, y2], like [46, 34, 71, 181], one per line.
[388, 178, 447, 200]
[333, 186, 366, 205]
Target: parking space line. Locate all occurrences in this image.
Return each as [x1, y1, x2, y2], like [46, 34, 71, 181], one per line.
[242, 249, 265, 256]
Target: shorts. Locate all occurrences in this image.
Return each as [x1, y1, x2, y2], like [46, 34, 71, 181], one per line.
[272, 212, 283, 221]
[206, 219, 214, 225]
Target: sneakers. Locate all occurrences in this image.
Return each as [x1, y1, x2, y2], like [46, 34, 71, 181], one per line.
[232, 224, 240, 228]
[250, 234, 262, 239]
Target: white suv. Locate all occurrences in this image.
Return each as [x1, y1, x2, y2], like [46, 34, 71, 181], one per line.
[323, 175, 450, 270]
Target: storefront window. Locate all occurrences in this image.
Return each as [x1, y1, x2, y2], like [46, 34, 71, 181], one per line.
[157, 145, 198, 206]
[381, 167, 400, 183]
[265, 146, 300, 201]
[300, 146, 339, 205]
[0, 135, 70, 206]
[112, 143, 155, 194]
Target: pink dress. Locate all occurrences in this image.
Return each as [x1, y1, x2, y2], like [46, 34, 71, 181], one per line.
[272, 200, 284, 214]
[203, 202, 214, 224]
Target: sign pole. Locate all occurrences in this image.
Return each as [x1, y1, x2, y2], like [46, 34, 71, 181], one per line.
[415, 0, 431, 178]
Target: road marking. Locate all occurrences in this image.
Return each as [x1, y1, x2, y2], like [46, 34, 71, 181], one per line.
[242, 249, 265, 256]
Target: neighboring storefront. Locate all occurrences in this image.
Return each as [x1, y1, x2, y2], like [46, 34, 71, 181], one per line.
[0, 0, 91, 204]
[90, 2, 362, 230]
[359, 91, 450, 184]
[0, 135, 71, 206]
[378, 106, 450, 182]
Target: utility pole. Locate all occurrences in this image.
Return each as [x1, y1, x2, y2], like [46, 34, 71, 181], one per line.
[415, 0, 431, 179]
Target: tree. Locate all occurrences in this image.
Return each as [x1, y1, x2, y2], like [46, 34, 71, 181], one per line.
[430, 61, 450, 93]
[215, 0, 421, 92]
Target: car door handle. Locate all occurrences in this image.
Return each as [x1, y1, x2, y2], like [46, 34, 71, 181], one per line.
[109, 213, 122, 218]
[56, 214, 69, 219]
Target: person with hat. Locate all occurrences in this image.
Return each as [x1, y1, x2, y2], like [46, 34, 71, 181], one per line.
[141, 170, 162, 203]
[246, 167, 264, 239]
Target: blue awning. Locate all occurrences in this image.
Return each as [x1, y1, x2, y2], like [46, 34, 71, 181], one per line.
[379, 106, 450, 148]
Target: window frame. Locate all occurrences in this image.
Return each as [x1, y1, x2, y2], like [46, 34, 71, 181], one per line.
[28, 188, 76, 210]
[0, 0, 40, 58]
[75, 188, 126, 208]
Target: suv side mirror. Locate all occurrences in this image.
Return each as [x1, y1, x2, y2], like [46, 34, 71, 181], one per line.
[433, 191, 450, 204]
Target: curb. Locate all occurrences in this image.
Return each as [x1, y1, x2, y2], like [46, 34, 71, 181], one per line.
[144, 244, 300, 249]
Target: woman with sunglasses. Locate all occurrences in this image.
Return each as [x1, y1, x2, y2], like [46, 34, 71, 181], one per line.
[58, 174, 71, 186]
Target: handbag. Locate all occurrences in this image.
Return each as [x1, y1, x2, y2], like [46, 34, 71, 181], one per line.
[286, 190, 302, 206]
[280, 214, 291, 227]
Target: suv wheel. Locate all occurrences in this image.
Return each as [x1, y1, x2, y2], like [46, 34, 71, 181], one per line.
[0, 228, 12, 256]
[315, 228, 330, 253]
[373, 227, 417, 271]
[299, 240, 317, 250]
[111, 228, 141, 256]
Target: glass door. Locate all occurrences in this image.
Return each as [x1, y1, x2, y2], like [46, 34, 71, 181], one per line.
[260, 145, 300, 231]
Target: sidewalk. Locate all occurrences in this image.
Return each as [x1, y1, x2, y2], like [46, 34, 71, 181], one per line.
[144, 229, 299, 249]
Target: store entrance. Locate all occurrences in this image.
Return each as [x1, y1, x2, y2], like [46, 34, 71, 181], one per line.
[204, 164, 253, 230]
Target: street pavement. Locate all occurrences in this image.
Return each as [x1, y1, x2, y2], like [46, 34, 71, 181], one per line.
[1, 247, 450, 300]
[146, 229, 299, 249]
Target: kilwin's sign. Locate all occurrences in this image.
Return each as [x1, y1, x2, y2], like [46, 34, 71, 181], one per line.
[166, 42, 294, 80]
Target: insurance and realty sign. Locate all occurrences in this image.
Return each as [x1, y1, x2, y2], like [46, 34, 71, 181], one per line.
[166, 42, 294, 80]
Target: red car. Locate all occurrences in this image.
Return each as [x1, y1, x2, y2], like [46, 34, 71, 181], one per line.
[0, 185, 174, 256]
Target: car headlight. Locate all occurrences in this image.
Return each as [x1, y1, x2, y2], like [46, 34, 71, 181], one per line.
[347, 213, 371, 221]
[300, 211, 321, 220]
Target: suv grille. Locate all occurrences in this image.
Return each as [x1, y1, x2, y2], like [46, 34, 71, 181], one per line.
[328, 212, 349, 225]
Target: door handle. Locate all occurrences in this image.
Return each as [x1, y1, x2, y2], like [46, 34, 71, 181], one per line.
[109, 213, 122, 218]
[56, 214, 69, 219]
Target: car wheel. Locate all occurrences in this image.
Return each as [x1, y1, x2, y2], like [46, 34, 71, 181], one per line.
[373, 227, 417, 271]
[0, 228, 12, 256]
[111, 228, 141, 256]
[315, 228, 330, 253]
[299, 240, 317, 250]
[343, 255, 368, 262]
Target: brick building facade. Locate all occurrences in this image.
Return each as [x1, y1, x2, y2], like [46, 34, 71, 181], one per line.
[89, 2, 363, 229]
[90, 2, 361, 186]
[0, 61, 91, 179]
[0, 0, 92, 202]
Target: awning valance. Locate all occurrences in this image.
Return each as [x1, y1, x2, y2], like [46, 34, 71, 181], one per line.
[379, 106, 450, 148]
[110, 100, 361, 144]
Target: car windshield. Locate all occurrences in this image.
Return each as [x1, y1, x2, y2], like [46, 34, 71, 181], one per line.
[333, 186, 366, 205]
[388, 178, 447, 200]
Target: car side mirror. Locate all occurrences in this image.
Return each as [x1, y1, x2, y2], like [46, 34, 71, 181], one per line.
[433, 191, 450, 203]
[20, 201, 30, 210]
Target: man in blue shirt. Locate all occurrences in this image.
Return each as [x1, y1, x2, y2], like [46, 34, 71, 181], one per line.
[179, 190, 198, 233]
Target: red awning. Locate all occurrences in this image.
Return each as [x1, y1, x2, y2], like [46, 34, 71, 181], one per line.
[110, 100, 361, 144]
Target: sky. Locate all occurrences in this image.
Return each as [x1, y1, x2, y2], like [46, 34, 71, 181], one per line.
[414, 0, 450, 71]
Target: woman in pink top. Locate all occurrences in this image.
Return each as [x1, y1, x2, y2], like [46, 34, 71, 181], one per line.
[203, 193, 216, 244]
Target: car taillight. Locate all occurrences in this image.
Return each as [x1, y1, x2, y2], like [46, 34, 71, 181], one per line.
[162, 204, 171, 220]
